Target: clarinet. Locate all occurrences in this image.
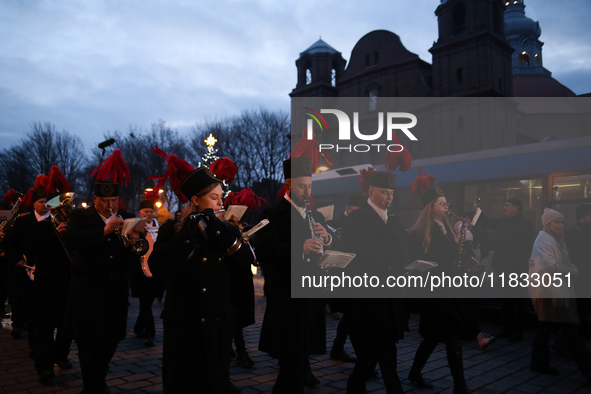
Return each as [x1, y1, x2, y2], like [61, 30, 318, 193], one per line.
[304, 196, 324, 256]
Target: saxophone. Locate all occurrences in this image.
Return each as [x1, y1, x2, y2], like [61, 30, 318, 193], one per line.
[449, 210, 483, 274]
[304, 196, 324, 256]
[0, 192, 24, 257]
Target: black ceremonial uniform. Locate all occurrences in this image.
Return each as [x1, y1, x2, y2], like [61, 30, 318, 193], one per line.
[149, 213, 249, 394]
[64, 206, 137, 392]
[3, 212, 72, 376]
[255, 196, 327, 393]
[341, 201, 408, 394]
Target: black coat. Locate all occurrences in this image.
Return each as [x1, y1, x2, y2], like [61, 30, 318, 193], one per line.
[340, 202, 408, 344]
[3, 212, 70, 325]
[254, 197, 327, 359]
[409, 223, 477, 341]
[63, 207, 137, 343]
[565, 222, 591, 291]
[480, 213, 535, 274]
[148, 213, 250, 392]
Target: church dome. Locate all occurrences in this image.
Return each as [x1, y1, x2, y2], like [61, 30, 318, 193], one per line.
[299, 39, 340, 57]
[504, 2, 541, 40]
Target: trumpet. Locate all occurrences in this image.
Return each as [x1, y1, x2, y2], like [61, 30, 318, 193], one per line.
[109, 208, 149, 256]
[0, 192, 25, 257]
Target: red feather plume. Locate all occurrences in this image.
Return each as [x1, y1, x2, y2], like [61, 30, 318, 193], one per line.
[278, 184, 287, 200]
[4, 189, 17, 205]
[290, 129, 333, 174]
[358, 167, 374, 196]
[33, 174, 48, 191]
[148, 145, 195, 204]
[209, 158, 238, 183]
[22, 188, 34, 207]
[145, 190, 160, 201]
[411, 168, 437, 196]
[232, 188, 267, 212]
[384, 132, 412, 172]
[91, 149, 131, 186]
[45, 166, 72, 194]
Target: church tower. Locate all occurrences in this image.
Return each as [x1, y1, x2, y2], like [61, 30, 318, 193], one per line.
[290, 39, 346, 97]
[429, 0, 514, 97]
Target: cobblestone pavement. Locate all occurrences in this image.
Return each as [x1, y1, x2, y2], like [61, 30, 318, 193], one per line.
[1, 274, 591, 393]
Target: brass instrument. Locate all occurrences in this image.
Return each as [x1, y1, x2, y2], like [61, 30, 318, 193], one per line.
[109, 208, 150, 256]
[0, 192, 25, 257]
[304, 196, 324, 256]
[46, 192, 75, 225]
[45, 192, 77, 262]
[449, 210, 483, 274]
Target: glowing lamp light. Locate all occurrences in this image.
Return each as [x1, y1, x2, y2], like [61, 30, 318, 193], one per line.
[81, 202, 88, 208]
[318, 166, 330, 172]
[155, 201, 163, 208]
[251, 264, 257, 275]
[145, 188, 153, 192]
[158, 189, 164, 193]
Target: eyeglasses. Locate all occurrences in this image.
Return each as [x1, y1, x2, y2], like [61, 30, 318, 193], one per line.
[436, 202, 450, 208]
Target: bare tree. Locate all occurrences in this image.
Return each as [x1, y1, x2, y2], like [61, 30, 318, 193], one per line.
[190, 108, 290, 202]
[0, 122, 88, 197]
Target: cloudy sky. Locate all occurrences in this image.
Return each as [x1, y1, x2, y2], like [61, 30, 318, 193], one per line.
[1, 0, 590, 151]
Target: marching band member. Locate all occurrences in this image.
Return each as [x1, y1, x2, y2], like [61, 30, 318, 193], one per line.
[148, 149, 248, 394]
[254, 158, 330, 394]
[3, 169, 73, 384]
[340, 170, 407, 394]
[129, 199, 163, 346]
[407, 186, 473, 394]
[64, 150, 140, 394]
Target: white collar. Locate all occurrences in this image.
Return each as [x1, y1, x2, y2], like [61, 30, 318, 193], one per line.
[34, 210, 51, 222]
[367, 197, 388, 224]
[285, 194, 306, 219]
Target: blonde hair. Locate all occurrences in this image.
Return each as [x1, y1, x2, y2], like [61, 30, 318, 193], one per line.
[409, 199, 457, 253]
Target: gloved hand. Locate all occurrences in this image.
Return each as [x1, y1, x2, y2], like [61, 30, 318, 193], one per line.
[200, 209, 241, 255]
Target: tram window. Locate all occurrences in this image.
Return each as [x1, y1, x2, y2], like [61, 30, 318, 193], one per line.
[551, 174, 591, 201]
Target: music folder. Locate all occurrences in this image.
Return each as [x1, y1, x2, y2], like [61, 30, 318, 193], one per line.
[317, 250, 355, 269]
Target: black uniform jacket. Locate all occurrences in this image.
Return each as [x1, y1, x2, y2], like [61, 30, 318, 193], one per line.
[4, 212, 70, 288]
[340, 202, 408, 345]
[409, 223, 476, 341]
[254, 197, 327, 359]
[64, 206, 137, 343]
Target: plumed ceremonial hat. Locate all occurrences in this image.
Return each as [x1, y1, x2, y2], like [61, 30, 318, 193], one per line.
[506, 198, 523, 211]
[179, 167, 222, 200]
[420, 186, 445, 207]
[283, 158, 312, 179]
[369, 171, 397, 190]
[139, 200, 155, 210]
[91, 149, 130, 198]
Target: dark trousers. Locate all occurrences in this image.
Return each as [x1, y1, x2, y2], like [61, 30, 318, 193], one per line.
[410, 337, 466, 387]
[134, 295, 155, 337]
[273, 354, 310, 394]
[502, 298, 525, 334]
[77, 340, 118, 393]
[31, 280, 72, 374]
[347, 331, 402, 394]
[232, 320, 246, 355]
[532, 321, 591, 378]
[333, 313, 349, 350]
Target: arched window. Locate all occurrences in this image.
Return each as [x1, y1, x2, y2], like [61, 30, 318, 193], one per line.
[519, 51, 530, 66]
[306, 69, 312, 85]
[452, 3, 466, 36]
[331, 69, 336, 87]
[535, 54, 541, 66]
